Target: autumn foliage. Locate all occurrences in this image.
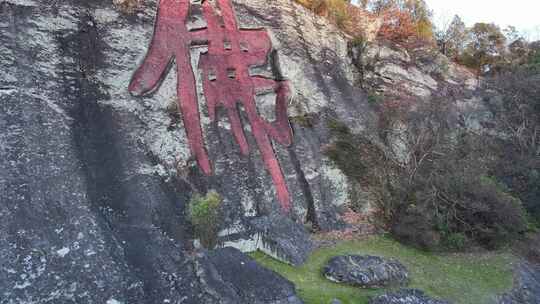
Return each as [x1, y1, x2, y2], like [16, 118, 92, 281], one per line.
[295, 0, 355, 30]
[376, 2, 435, 47]
[294, 0, 434, 47]
[377, 7, 416, 44]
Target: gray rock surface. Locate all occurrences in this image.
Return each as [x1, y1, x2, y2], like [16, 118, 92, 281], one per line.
[497, 261, 540, 304]
[0, 0, 318, 302]
[369, 289, 451, 304]
[2, 0, 535, 302]
[249, 215, 314, 266]
[323, 255, 409, 288]
[217, 215, 313, 266]
[195, 247, 304, 304]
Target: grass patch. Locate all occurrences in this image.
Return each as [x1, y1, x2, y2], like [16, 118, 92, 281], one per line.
[251, 236, 515, 304]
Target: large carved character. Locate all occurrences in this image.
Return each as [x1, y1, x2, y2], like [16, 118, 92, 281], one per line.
[129, 0, 294, 211]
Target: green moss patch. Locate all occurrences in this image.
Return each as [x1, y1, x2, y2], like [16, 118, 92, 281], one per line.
[251, 236, 515, 304]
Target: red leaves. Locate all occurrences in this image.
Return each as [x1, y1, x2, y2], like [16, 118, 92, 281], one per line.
[377, 7, 416, 45]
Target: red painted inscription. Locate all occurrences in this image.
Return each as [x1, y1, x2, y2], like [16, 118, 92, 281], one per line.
[129, 0, 293, 211]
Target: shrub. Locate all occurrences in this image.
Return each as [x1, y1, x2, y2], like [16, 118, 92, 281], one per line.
[295, 0, 348, 24]
[188, 190, 222, 249]
[375, 1, 435, 47]
[367, 92, 383, 104]
[442, 233, 467, 251]
[113, 0, 141, 14]
[530, 50, 540, 66]
[523, 233, 540, 264]
[390, 133, 528, 250]
[377, 6, 417, 45]
[295, 0, 377, 40]
[324, 120, 367, 181]
[322, 0, 350, 28]
[290, 113, 317, 128]
[324, 96, 529, 251]
[324, 118, 397, 214]
[484, 64, 540, 225]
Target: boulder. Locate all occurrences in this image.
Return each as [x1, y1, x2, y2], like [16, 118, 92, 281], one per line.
[369, 289, 451, 304]
[323, 255, 409, 288]
[195, 247, 304, 304]
[249, 215, 314, 266]
[217, 215, 314, 266]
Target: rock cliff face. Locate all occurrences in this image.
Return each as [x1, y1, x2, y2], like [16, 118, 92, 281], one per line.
[0, 0, 528, 302]
[0, 0, 367, 301]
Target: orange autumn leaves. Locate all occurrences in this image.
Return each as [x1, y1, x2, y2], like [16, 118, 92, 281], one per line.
[294, 0, 434, 47]
[377, 6, 433, 46]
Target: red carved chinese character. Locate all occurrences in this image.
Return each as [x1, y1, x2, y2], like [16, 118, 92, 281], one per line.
[129, 0, 293, 211]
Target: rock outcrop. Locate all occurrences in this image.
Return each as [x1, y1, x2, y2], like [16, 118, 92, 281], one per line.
[323, 255, 409, 288]
[2, 0, 535, 302]
[218, 215, 314, 266]
[195, 247, 303, 304]
[497, 261, 540, 304]
[0, 0, 342, 301]
[369, 289, 451, 304]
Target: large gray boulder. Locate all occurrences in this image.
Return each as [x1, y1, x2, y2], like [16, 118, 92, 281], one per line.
[217, 215, 314, 266]
[249, 215, 314, 266]
[323, 255, 409, 288]
[369, 289, 451, 304]
[195, 247, 304, 304]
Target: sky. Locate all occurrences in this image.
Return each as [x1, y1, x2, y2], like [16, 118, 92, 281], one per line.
[426, 0, 540, 40]
[351, 0, 540, 40]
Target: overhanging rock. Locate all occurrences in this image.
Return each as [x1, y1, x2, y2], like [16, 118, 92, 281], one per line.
[195, 247, 304, 304]
[219, 215, 314, 266]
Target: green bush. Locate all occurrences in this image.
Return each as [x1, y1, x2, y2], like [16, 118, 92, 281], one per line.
[367, 92, 383, 104]
[324, 120, 365, 180]
[529, 50, 540, 66]
[188, 190, 222, 249]
[290, 113, 317, 128]
[324, 103, 529, 251]
[484, 64, 540, 228]
[443, 233, 467, 251]
[391, 158, 529, 251]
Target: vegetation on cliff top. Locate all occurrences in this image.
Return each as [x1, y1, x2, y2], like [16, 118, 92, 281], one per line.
[297, 0, 540, 74]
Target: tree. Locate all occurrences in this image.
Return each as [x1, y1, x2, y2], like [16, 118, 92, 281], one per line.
[503, 25, 521, 44]
[373, 0, 434, 44]
[356, 0, 370, 8]
[403, 0, 433, 40]
[484, 63, 540, 225]
[369, 0, 396, 14]
[188, 191, 223, 249]
[529, 41, 540, 66]
[436, 15, 467, 59]
[377, 6, 417, 44]
[460, 23, 506, 72]
[507, 38, 529, 65]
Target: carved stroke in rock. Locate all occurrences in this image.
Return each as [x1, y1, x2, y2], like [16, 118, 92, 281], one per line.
[129, 0, 293, 211]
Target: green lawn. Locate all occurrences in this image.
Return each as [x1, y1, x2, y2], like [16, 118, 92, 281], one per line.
[251, 236, 516, 304]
